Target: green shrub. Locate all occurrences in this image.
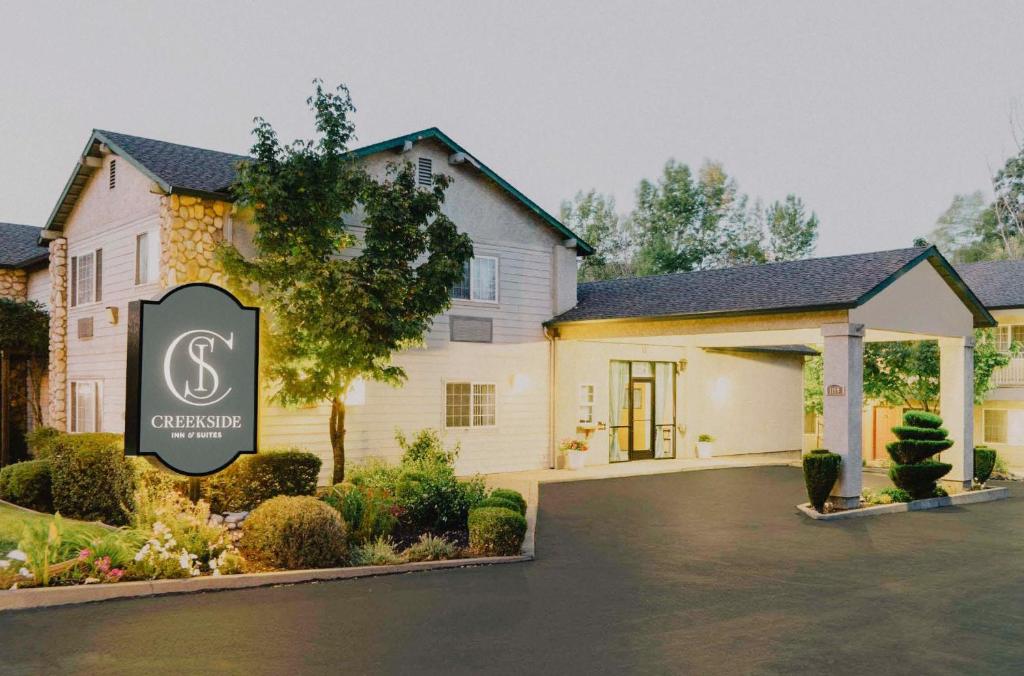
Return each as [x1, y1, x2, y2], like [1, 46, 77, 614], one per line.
[25, 426, 61, 460]
[50, 433, 133, 525]
[396, 428, 457, 466]
[489, 488, 527, 515]
[349, 536, 402, 566]
[240, 495, 347, 569]
[468, 506, 527, 556]
[404, 533, 459, 562]
[323, 483, 398, 544]
[889, 461, 953, 500]
[887, 411, 952, 498]
[974, 447, 997, 486]
[208, 449, 321, 512]
[475, 496, 521, 513]
[903, 410, 943, 429]
[802, 449, 841, 512]
[880, 487, 911, 503]
[0, 459, 52, 512]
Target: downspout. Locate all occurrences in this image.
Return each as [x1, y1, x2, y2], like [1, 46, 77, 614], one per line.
[544, 325, 559, 469]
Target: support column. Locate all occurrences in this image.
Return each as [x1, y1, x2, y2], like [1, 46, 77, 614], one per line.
[822, 323, 864, 508]
[940, 335, 974, 492]
[47, 238, 68, 431]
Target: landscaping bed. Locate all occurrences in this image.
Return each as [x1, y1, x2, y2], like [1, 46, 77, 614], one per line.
[797, 485, 1009, 521]
[0, 428, 530, 607]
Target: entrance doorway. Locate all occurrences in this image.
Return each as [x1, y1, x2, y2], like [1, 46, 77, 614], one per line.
[609, 361, 676, 462]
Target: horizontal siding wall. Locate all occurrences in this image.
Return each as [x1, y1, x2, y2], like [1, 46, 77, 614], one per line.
[26, 268, 50, 307]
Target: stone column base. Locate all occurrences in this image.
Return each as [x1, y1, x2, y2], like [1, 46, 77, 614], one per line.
[828, 495, 860, 510]
[941, 479, 972, 495]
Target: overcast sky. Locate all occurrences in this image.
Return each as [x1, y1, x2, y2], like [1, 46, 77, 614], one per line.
[2, 1, 1023, 256]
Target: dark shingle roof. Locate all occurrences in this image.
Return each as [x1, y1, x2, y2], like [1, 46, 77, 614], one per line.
[956, 260, 1024, 309]
[0, 222, 47, 268]
[96, 130, 247, 195]
[552, 246, 992, 326]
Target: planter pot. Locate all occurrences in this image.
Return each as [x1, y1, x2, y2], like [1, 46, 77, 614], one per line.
[566, 450, 586, 470]
[696, 442, 713, 459]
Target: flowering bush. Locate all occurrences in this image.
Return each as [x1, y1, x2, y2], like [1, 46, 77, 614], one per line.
[559, 438, 588, 453]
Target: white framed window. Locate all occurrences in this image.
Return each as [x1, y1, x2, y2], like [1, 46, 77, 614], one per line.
[445, 381, 497, 428]
[452, 256, 498, 303]
[70, 380, 102, 433]
[996, 326, 1024, 352]
[70, 249, 102, 307]
[134, 231, 159, 285]
[578, 383, 595, 424]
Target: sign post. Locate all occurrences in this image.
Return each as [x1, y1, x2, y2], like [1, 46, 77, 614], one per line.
[125, 283, 259, 476]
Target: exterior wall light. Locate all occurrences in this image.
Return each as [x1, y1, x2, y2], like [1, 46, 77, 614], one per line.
[106, 306, 119, 325]
[510, 373, 531, 394]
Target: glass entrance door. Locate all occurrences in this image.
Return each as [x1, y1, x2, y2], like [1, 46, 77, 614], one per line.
[630, 378, 654, 460]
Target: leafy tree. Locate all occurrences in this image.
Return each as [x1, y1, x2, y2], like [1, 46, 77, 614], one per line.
[220, 81, 473, 483]
[765, 194, 818, 262]
[560, 190, 634, 281]
[861, 330, 1012, 411]
[0, 298, 48, 428]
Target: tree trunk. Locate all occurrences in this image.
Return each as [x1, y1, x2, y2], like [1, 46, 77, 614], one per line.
[330, 396, 346, 484]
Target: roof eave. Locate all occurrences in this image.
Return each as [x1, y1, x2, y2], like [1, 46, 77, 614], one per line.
[545, 301, 856, 328]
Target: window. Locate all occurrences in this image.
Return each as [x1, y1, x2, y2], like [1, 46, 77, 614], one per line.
[109, 159, 117, 189]
[451, 256, 498, 302]
[578, 384, 595, 424]
[417, 157, 433, 186]
[135, 232, 158, 285]
[996, 326, 1024, 352]
[70, 381, 101, 433]
[445, 381, 496, 428]
[70, 249, 102, 306]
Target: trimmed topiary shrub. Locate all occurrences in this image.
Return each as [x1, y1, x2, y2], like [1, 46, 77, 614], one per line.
[886, 410, 952, 499]
[50, 433, 134, 525]
[802, 449, 841, 512]
[240, 495, 347, 569]
[468, 506, 527, 556]
[207, 449, 321, 512]
[25, 426, 61, 460]
[475, 496, 521, 513]
[974, 447, 997, 486]
[489, 488, 527, 516]
[0, 459, 52, 512]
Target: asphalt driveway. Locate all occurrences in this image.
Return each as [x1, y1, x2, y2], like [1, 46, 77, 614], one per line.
[2, 466, 1023, 675]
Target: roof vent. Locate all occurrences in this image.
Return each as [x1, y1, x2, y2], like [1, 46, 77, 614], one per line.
[108, 159, 117, 190]
[417, 157, 433, 186]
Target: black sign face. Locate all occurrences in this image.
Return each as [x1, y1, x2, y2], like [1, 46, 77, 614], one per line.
[125, 283, 259, 475]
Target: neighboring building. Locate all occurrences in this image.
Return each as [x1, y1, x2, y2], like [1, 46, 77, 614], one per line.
[36, 128, 587, 479]
[957, 260, 1024, 467]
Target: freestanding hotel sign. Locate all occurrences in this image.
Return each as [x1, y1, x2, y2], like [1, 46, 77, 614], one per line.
[125, 283, 259, 476]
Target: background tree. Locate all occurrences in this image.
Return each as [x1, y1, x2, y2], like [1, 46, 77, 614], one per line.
[559, 190, 633, 281]
[0, 298, 48, 429]
[221, 81, 473, 483]
[765, 194, 819, 262]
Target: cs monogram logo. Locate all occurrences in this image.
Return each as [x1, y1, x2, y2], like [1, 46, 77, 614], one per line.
[162, 329, 235, 407]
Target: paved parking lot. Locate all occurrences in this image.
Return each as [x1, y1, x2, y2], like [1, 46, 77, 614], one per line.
[1, 466, 1023, 675]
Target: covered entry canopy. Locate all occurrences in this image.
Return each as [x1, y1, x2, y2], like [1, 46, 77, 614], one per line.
[549, 246, 994, 506]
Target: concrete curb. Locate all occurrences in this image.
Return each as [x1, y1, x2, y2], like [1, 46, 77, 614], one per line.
[0, 554, 532, 612]
[797, 486, 1010, 521]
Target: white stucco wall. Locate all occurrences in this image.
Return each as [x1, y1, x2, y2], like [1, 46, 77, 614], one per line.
[60, 153, 162, 432]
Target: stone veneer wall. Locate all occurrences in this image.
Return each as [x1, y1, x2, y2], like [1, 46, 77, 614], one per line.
[47, 238, 68, 429]
[0, 268, 27, 301]
[159, 194, 229, 287]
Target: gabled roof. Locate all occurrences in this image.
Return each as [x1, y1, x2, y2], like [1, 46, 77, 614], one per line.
[43, 127, 593, 254]
[551, 246, 995, 328]
[0, 222, 47, 268]
[955, 260, 1024, 310]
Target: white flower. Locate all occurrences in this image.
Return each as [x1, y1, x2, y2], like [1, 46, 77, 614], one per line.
[153, 522, 168, 536]
[18, 568, 32, 578]
[7, 550, 26, 561]
[178, 551, 191, 570]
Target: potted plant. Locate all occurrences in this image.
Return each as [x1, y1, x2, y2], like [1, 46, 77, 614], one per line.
[560, 437, 588, 470]
[696, 434, 714, 459]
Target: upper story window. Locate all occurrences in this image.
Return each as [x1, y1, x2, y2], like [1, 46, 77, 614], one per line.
[452, 256, 498, 303]
[417, 157, 433, 186]
[70, 249, 102, 307]
[108, 159, 117, 190]
[135, 231, 159, 285]
[996, 325, 1024, 352]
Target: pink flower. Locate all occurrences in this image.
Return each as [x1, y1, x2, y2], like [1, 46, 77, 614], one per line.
[96, 557, 111, 574]
[107, 568, 124, 581]
[77, 548, 91, 562]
